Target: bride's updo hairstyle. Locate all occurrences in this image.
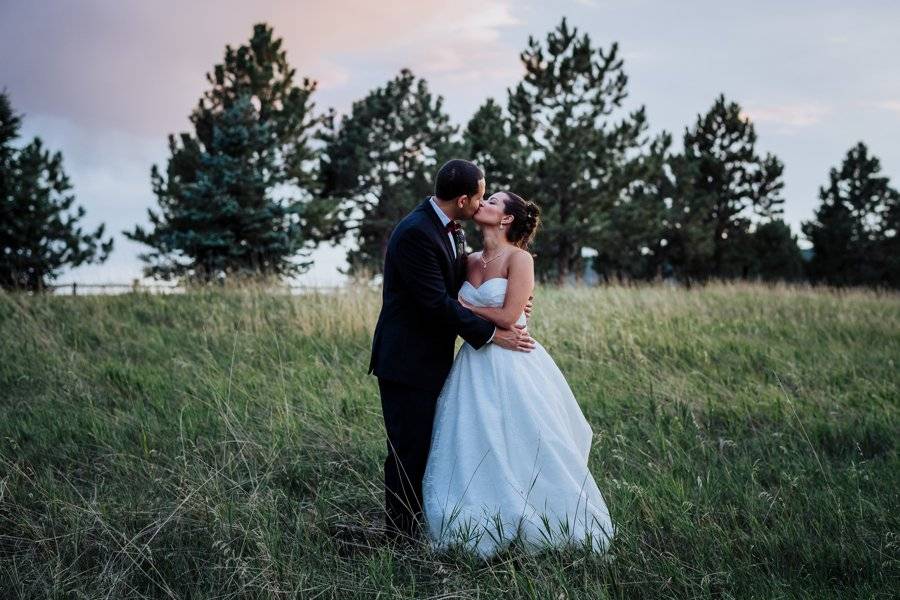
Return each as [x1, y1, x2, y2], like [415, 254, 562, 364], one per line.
[501, 191, 541, 249]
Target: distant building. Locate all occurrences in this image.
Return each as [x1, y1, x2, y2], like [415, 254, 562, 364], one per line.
[582, 247, 600, 285]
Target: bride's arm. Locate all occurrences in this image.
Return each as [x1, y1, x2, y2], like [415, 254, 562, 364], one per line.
[460, 251, 534, 330]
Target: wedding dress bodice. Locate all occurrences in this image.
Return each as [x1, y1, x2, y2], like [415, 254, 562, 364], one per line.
[459, 278, 526, 327]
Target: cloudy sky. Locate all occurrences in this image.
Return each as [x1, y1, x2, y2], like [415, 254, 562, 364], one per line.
[2, 0, 899, 285]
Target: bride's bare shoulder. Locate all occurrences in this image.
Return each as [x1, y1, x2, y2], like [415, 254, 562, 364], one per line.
[503, 249, 533, 281]
[467, 251, 482, 268]
[511, 248, 534, 265]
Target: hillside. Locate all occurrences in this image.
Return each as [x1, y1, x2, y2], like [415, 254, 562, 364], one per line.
[1, 284, 897, 598]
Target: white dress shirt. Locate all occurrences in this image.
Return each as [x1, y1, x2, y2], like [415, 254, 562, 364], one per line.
[429, 196, 496, 343]
[429, 196, 457, 258]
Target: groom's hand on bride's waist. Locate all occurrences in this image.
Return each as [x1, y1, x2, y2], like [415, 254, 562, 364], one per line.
[523, 294, 534, 319]
[491, 324, 536, 352]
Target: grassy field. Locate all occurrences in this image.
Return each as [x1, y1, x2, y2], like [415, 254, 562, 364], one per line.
[0, 283, 898, 599]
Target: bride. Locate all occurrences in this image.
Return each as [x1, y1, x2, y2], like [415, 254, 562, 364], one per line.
[422, 191, 614, 558]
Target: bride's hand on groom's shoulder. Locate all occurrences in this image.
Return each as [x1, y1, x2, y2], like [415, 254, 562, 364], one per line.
[492, 324, 536, 353]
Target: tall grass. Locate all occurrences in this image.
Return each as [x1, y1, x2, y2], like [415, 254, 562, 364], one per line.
[0, 283, 897, 598]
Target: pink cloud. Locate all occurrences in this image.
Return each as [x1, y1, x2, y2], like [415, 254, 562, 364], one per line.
[872, 100, 900, 114]
[0, 0, 523, 137]
[740, 103, 832, 129]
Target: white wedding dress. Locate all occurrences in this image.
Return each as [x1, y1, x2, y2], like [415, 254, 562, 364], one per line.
[422, 277, 614, 558]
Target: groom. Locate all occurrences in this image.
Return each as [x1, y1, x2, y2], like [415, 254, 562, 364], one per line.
[369, 159, 535, 539]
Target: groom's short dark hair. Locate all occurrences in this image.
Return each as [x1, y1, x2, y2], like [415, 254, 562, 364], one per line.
[434, 159, 484, 201]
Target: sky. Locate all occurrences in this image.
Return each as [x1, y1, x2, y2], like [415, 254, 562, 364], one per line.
[2, 0, 899, 286]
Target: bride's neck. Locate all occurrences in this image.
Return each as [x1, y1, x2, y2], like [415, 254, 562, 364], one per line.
[481, 227, 511, 255]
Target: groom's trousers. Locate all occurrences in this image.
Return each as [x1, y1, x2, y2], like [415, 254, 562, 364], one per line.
[378, 377, 440, 539]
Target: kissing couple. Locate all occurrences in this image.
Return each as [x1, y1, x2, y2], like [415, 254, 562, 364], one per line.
[369, 159, 614, 558]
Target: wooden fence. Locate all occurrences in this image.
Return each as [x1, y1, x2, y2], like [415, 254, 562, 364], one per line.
[45, 281, 344, 296]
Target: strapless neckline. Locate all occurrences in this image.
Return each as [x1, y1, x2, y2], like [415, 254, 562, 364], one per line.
[459, 277, 525, 327]
[462, 277, 507, 291]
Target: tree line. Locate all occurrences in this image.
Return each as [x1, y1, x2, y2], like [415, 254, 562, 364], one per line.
[2, 20, 897, 291]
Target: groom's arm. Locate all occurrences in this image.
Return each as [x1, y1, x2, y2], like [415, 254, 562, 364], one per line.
[394, 228, 495, 349]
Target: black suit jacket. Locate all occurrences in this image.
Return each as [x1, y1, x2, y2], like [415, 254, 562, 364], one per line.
[369, 198, 495, 391]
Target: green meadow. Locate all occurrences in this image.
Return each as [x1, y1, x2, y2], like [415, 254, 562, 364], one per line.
[0, 284, 897, 599]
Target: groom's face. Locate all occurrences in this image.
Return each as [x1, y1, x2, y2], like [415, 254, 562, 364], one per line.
[458, 178, 486, 220]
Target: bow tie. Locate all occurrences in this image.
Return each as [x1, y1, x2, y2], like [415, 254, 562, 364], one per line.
[445, 221, 462, 233]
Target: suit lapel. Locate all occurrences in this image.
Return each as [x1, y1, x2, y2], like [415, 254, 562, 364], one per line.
[420, 197, 456, 268]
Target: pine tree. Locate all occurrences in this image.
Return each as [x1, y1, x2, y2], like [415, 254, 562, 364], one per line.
[0, 92, 112, 291]
[0, 92, 19, 166]
[316, 69, 458, 276]
[802, 142, 899, 286]
[744, 219, 804, 281]
[884, 185, 900, 287]
[593, 133, 673, 280]
[666, 94, 785, 281]
[125, 24, 321, 283]
[463, 98, 524, 192]
[507, 18, 656, 282]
